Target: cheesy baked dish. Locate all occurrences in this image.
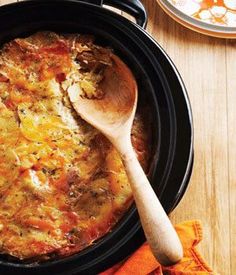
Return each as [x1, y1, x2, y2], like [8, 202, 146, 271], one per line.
[0, 32, 151, 261]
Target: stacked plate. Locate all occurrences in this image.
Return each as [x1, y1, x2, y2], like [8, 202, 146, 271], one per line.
[157, 0, 236, 38]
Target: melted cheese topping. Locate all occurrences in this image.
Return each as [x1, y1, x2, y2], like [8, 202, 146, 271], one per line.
[0, 32, 150, 260]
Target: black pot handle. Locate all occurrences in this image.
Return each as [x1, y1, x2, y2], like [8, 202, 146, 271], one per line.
[82, 0, 147, 28]
[102, 0, 147, 28]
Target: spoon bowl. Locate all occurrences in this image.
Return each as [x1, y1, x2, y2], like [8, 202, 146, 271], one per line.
[69, 54, 137, 140]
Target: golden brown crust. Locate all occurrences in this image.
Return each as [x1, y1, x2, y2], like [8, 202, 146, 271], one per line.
[0, 32, 151, 261]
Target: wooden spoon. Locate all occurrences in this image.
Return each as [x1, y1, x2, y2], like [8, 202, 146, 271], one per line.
[68, 54, 183, 266]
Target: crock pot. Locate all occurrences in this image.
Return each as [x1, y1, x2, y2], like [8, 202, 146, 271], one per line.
[0, 1, 193, 274]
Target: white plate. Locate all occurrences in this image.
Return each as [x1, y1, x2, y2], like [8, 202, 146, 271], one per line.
[157, 0, 236, 38]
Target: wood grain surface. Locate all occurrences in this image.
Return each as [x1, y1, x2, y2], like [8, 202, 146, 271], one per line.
[0, 0, 235, 274]
[144, 1, 235, 274]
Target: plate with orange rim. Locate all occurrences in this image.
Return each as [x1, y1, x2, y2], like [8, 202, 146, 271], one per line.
[157, 0, 236, 38]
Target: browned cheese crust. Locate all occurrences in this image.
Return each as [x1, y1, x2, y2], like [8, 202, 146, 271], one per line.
[0, 32, 151, 261]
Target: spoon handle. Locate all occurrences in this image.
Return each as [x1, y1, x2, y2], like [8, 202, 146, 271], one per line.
[117, 140, 183, 266]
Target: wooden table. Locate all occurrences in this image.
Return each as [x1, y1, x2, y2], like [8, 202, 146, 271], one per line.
[142, 1, 235, 274]
[0, 0, 235, 274]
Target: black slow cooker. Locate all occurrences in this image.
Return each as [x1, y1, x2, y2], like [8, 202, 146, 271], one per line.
[0, 0, 193, 274]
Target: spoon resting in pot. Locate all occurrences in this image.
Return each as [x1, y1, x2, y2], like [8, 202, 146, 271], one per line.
[68, 54, 183, 266]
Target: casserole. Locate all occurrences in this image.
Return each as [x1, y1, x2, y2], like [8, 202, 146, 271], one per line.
[0, 0, 193, 274]
[0, 31, 152, 261]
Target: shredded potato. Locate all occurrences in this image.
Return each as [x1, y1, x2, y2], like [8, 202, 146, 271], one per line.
[0, 32, 151, 261]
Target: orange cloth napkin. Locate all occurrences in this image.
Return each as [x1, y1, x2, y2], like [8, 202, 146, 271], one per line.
[100, 220, 214, 275]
